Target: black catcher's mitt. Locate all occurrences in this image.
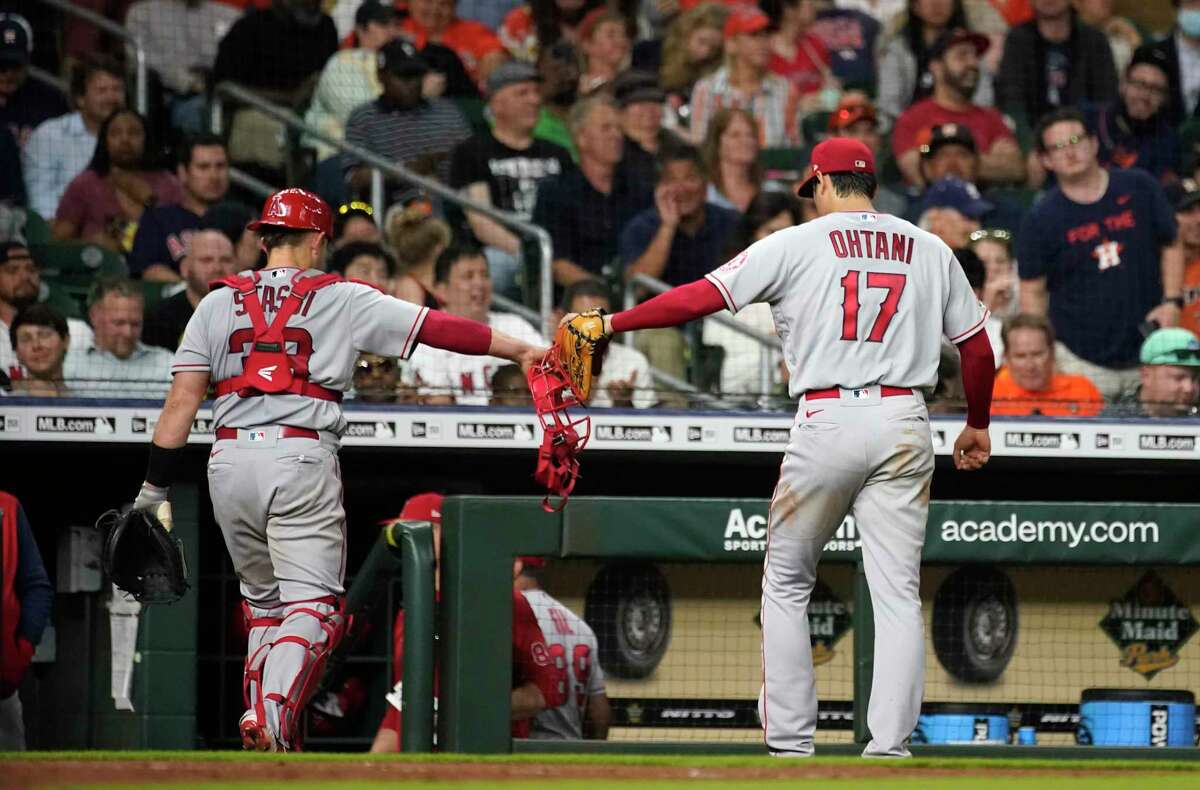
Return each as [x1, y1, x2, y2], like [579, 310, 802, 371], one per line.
[97, 503, 189, 604]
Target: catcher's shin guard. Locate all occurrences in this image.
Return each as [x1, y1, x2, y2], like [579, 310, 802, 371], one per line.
[259, 596, 349, 750]
[242, 601, 286, 741]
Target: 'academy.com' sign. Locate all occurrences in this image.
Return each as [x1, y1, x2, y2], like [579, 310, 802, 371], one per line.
[562, 500, 1200, 565]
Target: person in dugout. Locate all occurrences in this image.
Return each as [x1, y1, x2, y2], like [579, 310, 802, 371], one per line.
[370, 492, 564, 751]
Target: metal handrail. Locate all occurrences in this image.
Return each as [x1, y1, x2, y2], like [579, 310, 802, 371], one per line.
[210, 81, 556, 328]
[36, 0, 148, 116]
[625, 273, 782, 408]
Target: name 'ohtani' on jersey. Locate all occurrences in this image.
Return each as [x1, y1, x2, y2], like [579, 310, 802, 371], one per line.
[828, 229, 914, 264]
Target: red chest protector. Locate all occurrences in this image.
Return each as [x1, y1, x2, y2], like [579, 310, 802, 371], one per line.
[212, 271, 345, 403]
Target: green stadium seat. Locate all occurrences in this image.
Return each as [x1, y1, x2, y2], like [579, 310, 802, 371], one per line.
[30, 242, 128, 286]
[453, 96, 489, 133]
[42, 283, 86, 320]
[139, 281, 184, 315]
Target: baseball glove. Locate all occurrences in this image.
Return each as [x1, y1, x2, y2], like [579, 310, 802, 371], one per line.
[554, 309, 611, 403]
[96, 502, 189, 604]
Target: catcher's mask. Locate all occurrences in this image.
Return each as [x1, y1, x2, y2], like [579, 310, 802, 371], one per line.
[97, 507, 190, 604]
[527, 353, 591, 513]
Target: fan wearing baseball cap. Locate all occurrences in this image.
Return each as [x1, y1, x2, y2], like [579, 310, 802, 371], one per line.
[688, 6, 802, 147]
[1102, 328, 1200, 417]
[891, 29, 1023, 188]
[0, 13, 69, 143]
[826, 95, 909, 217]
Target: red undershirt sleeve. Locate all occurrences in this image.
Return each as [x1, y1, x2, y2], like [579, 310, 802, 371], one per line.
[610, 279, 728, 333]
[416, 309, 493, 356]
[957, 330, 995, 429]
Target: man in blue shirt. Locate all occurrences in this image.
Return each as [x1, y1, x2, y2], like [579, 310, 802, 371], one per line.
[1018, 108, 1183, 401]
[128, 134, 234, 282]
[620, 145, 737, 385]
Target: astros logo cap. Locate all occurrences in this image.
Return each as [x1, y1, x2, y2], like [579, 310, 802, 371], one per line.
[796, 138, 875, 198]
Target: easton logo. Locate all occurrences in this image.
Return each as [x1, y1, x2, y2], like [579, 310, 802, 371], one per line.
[258, 365, 277, 382]
[1149, 705, 1169, 747]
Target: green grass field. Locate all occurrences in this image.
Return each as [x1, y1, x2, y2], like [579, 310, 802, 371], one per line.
[5, 751, 1200, 789]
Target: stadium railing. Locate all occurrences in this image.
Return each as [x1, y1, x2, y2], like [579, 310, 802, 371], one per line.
[209, 81, 558, 330]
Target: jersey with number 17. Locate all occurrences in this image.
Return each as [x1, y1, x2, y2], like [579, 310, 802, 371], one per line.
[705, 211, 988, 397]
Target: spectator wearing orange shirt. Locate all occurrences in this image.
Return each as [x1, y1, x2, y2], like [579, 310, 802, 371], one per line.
[402, 0, 508, 89]
[992, 313, 1104, 416]
[1173, 186, 1200, 336]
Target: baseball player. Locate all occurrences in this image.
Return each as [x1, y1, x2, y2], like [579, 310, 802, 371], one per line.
[131, 189, 546, 752]
[514, 557, 610, 740]
[371, 494, 565, 752]
[564, 138, 995, 757]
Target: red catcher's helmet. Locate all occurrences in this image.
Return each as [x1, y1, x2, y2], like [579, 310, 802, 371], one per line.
[247, 188, 333, 238]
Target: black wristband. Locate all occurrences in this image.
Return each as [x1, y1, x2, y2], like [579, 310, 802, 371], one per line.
[145, 443, 186, 488]
[1164, 296, 1185, 309]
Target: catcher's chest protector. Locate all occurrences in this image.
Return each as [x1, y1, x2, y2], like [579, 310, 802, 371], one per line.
[212, 272, 343, 401]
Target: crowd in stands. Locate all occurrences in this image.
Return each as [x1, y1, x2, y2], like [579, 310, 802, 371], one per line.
[1, 0, 1198, 416]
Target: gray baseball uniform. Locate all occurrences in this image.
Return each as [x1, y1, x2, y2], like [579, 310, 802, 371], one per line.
[172, 266, 428, 748]
[705, 211, 987, 757]
[523, 588, 606, 740]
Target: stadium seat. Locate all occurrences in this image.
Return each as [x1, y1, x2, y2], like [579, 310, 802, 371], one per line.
[453, 96, 489, 133]
[30, 242, 128, 286]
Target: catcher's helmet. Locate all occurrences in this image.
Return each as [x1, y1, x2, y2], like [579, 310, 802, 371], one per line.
[248, 188, 334, 238]
[98, 507, 190, 604]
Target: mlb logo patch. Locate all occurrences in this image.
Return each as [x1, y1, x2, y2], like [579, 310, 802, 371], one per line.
[248, 430, 266, 442]
[852, 388, 869, 399]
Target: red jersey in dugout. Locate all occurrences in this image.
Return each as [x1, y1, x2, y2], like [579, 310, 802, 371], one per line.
[381, 589, 564, 742]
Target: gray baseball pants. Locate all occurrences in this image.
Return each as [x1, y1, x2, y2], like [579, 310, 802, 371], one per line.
[759, 386, 933, 758]
[207, 426, 348, 748]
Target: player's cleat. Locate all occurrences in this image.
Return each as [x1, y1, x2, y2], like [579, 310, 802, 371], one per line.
[239, 710, 279, 752]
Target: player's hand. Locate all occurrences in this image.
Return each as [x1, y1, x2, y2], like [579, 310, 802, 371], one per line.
[558, 312, 615, 336]
[952, 427, 991, 471]
[133, 481, 168, 511]
[515, 345, 550, 373]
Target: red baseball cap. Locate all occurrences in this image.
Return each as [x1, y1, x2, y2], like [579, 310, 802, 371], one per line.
[796, 138, 876, 198]
[398, 492, 443, 524]
[517, 556, 546, 569]
[724, 7, 770, 38]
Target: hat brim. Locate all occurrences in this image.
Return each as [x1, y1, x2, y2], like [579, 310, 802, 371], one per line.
[796, 173, 817, 198]
[1176, 193, 1200, 212]
[935, 32, 990, 59]
[618, 87, 667, 106]
[921, 137, 977, 157]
